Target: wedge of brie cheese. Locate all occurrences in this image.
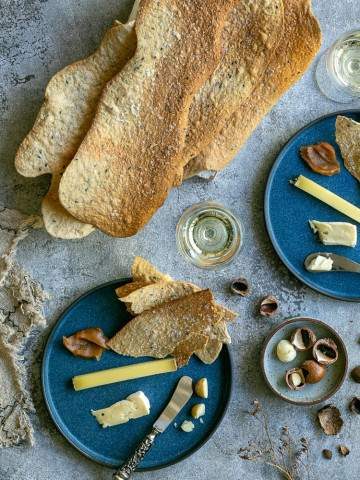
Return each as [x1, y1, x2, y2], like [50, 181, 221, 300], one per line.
[307, 255, 334, 272]
[309, 220, 357, 247]
[91, 391, 150, 428]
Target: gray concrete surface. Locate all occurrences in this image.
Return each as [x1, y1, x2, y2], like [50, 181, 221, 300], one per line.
[1, 1, 360, 479]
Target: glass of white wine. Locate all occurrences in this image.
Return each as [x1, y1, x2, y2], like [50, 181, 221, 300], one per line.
[176, 202, 243, 269]
[316, 30, 360, 103]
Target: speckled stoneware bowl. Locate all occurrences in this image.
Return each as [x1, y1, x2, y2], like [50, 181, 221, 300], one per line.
[261, 317, 348, 405]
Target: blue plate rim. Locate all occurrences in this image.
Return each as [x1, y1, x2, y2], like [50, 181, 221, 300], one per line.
[264, 109, 360, 302]
[41, 278, 233, 471]
[260, 316, 349, 406]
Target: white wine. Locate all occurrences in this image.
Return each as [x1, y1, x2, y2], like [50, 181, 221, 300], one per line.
[316, 30, 360, 103]
[176, 202, 242, 269]
[331, 31, 360, 92]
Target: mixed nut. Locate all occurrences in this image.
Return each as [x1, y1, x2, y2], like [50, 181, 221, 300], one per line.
[275, 327, 339, 391]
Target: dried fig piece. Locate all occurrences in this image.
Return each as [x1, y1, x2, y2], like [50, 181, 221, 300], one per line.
[301, 360, 326, 384]
[230, 278, 250, 297]
[313, 338, 338, 366]
[291, 327, 317, 351]
[300, 142, 340, 176]
[349, 397, 360, 415]
[259, 295, 279, 317]
[338, 445, 350, 456]
[285, 368, 305, 391]
[63, 327, 109, 361]
[318, 405, 343, 435]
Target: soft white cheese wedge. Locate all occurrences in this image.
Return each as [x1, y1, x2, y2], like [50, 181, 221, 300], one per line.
[91, 391, 150, 428]
[309, 220, 357, 247]
[307, 255, 334, 272]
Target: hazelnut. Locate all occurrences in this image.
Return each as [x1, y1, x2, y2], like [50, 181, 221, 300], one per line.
[285, 368, 306, 390]
[276, 340, 297, 363]
[313, 338, 338, 366]
[260, 295, 279, 317]
[230, 277, 250, 297]
[322, 449, 332, 460]
[301, 360, 326, 384]
[350, 366, 360, 383]
[291, 327, 317, 351]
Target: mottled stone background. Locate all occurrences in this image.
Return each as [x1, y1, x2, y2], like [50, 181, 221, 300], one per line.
[0, 1, 359, 479]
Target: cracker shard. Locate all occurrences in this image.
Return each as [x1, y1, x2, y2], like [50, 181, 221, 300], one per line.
[336, 116, 360, 182]
[108, 290, 220, 365]
[131, 256, 172, 283]
[118, 280, 200, 315]
[58, 0, 237, 237]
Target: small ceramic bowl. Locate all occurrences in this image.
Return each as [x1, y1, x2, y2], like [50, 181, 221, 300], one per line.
[261, 317, 348, 405]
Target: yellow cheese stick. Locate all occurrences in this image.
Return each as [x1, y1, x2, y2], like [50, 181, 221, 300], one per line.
[73, 358, 177, 391]
[292, 175, 360, 223]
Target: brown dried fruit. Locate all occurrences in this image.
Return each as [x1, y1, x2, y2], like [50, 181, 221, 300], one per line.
[291, 327, 317, 351]
[301, 360, 326, 384]
[300, 142, 340, 176]
[230, 278, 250, 297]
[338, 445, 350, 457]
[350, 366, 360, 383]
[259, 295, 279, 317]
[318, 405, 343, 436]
[285, 368, 306, 391]
[63, 327, 109, 361]
[322, 449, 332, 460]
[313, 338, 338, 366]
[349, 397, 360, 415]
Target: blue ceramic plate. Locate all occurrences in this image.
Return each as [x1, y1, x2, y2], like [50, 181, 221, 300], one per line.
[265, 110, 360, 301]
[261, 317, 348, 405]
[42, 280, 232, 470]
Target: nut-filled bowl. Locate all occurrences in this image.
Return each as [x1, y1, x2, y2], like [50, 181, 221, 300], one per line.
[261, 317, 348, 405]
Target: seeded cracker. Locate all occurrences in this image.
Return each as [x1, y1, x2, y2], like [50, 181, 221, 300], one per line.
[336, 116, 360, 182]
[107, 290, 220, 363]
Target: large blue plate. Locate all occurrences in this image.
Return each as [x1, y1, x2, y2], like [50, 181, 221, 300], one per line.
[265, 110, 360, 301]
[42, 280, 232, 470]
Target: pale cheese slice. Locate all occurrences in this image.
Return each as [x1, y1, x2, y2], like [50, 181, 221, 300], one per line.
[309, 220, 357, 247]
[92, 391, 150, 428]
[307, 255, 334, 272]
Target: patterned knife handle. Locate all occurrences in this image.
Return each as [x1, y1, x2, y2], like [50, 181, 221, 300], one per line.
[113, 427, 160, 480]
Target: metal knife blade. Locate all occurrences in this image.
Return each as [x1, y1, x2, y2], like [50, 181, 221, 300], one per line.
[304, 252, 360, 273]
[153, 376, 193, 432]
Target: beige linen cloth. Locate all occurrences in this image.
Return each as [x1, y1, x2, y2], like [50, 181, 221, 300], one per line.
[0, 206, 47, 447]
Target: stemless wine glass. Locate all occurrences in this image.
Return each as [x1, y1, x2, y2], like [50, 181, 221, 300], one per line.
[316, 30, 360, 103]
[176, 202, 243, 269]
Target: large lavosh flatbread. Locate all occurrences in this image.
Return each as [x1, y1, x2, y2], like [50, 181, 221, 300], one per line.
[181, 0, 284, 168]
[336, 116, 360, 182]
[58, 0, 237, 237]
[184, 0, 321, 178]
[15, 10, 138, 239]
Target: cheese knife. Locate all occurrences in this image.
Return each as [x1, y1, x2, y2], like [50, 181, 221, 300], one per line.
[113, 376, 193, 479]
[304, 252, 360, 273]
